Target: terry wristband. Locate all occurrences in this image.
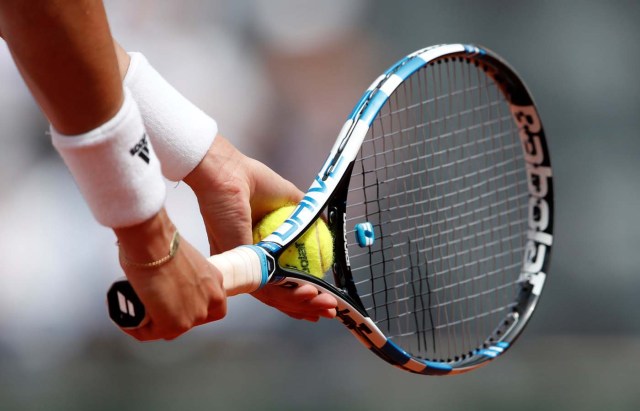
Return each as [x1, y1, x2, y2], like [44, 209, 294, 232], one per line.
[51, 91, 166, 228]
[124, 52, 218, 182]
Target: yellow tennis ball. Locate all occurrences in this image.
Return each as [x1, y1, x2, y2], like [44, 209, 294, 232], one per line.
[253, 206, 333, 278]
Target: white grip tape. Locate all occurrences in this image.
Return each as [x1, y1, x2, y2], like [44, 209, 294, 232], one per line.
[208, 246, 269, 296]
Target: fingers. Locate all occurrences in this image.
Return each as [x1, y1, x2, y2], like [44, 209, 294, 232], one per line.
[252, 284, 338, 323]
[118, 231, 228, 341]
[285, 307, 337, 323]
[287, 307, 337, 323]
[121, 307, 227, 342]
[120, 294, 227, 342]
[256, 284, 337, 308]
[123, 282, 337, 341]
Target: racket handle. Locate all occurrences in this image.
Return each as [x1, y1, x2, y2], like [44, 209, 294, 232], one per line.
[107, 245, 272, 329]
[210, 245, 271, 296]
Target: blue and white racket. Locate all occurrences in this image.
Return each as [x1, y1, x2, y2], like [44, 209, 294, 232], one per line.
[108, 44, 553, 375]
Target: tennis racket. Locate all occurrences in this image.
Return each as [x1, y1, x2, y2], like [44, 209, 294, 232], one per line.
[108, 44, 553, 375]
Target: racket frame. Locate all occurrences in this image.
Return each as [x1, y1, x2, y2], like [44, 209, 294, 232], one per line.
[260, 43, 552, 375]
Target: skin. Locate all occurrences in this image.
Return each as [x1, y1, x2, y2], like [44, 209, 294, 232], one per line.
[0, 1, 335, 341]
[183, 135, 338, 323]
[114, 41, 337, 324]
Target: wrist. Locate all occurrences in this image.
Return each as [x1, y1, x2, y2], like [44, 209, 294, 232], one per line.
[183, 135, 249, 194]
[114, 208, 176, 264]
[123, 51, 217, 181]
[51, 91, 166, 228]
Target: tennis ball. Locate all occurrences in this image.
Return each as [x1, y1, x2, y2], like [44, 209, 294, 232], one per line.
[253, 206, 333, 278]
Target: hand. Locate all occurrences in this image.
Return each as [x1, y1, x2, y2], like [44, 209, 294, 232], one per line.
[184, 136, 337, 321]
[114, 209, 227, 340]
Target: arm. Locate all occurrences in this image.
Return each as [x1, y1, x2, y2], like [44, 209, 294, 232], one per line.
[0, 0, 227, 340]
[112, 42, 337, 321]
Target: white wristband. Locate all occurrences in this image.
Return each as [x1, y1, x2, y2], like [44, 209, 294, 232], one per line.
[124, 52, 218, 181]
[51, 92, 166, 228]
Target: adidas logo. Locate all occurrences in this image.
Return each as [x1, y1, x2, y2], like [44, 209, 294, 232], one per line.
[129, 133, 150, 164]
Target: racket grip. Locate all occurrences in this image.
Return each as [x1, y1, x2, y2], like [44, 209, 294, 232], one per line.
[107, 245, 272, 329]
[210, 245, 271, 296]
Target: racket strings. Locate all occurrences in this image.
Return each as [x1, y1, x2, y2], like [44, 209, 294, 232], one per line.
[349, 163, 527, 218]
[362, 261, 523, 305]
[352, 125, 522, 198]
[352, 241, 526, 282]
[392, 299, 519, 337]
[346, 57, 530, 361]
[348, 209, 527, 275]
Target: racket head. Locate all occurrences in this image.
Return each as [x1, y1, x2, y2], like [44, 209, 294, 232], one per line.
[265, 44, 552, 375]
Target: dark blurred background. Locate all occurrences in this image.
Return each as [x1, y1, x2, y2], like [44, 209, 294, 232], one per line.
[1, 1, 639, 410]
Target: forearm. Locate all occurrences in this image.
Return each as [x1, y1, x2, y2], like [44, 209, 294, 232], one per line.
[0, 2, 230, 341]
[114, 209, 175, 264]
[0, 0, 122, 134]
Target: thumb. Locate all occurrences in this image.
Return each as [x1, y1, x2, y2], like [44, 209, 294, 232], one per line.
[200, 195, 254, 255]
[247, 158, 304, 223]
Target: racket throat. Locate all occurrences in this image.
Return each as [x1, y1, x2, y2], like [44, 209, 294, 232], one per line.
[327, 162, 367, 311]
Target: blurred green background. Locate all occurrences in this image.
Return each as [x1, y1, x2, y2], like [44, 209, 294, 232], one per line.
[1, 1, 639, 410]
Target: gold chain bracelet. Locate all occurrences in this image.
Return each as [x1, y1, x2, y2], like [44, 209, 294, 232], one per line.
[119, 230, 180, 269]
